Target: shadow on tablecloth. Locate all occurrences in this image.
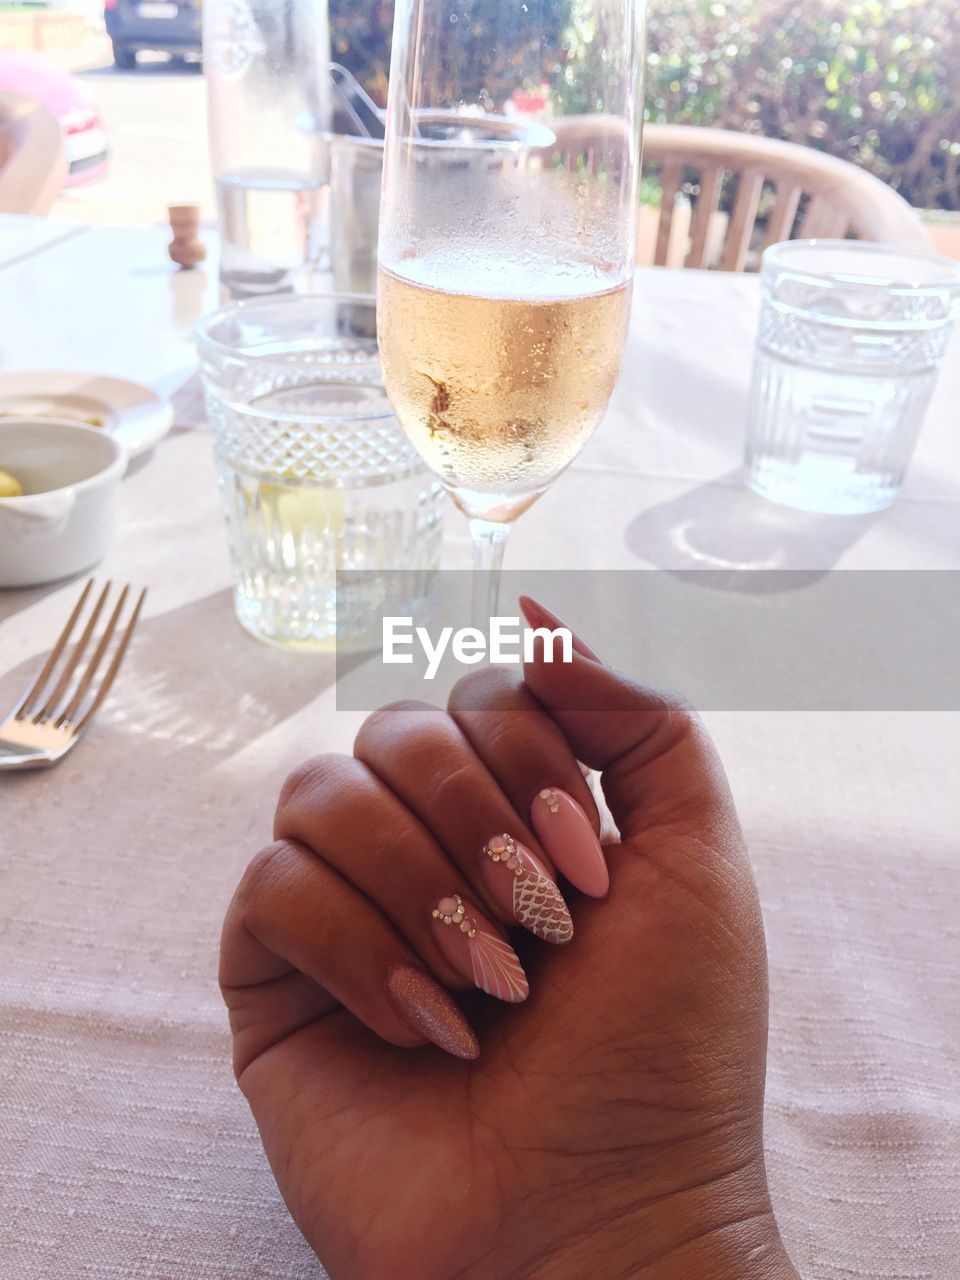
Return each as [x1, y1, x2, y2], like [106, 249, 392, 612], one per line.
[625, 470, 880, 587]
[0, 579, 65, 622]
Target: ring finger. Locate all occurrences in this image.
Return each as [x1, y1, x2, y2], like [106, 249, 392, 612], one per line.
[354, 701, 578, 946]
[273, 754, 530, 1003]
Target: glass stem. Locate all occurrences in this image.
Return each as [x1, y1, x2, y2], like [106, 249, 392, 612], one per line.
[469, 518, 510, 629]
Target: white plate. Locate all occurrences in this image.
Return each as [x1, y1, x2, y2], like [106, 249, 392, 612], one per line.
[0, 372, 172, 458]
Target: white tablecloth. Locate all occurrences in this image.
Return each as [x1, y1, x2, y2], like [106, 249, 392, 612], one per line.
[0, 217, 958, 1280]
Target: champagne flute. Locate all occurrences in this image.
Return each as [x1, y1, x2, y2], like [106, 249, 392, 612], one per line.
[378, 0, 646, 622]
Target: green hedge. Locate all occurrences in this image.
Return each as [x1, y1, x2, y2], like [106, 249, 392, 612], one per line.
[646, 0, 960, 211]
[330, 0, 960, 211]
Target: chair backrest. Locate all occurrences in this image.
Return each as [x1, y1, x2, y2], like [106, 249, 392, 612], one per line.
[544, 118, 930, 271]
[0, 91, 68, 217]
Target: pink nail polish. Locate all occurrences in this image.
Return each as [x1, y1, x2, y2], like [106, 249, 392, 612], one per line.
[518, 595, 603, 663]
[384, 963, 480, 1060]
[477, 834, 574, 945]
[431, 895, 529, 1003]
[531, 788, 609, 898]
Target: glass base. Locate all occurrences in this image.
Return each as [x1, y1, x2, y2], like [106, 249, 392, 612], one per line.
[234, 587, 337, 653]
[745, 458, 899, 515]
[233, 570, 441, 654]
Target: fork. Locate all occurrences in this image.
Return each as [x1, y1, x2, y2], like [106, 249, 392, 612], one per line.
[0, 579, 146, 772]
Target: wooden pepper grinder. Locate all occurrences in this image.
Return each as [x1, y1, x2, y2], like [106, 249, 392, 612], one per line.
[167, 204, 207, 269]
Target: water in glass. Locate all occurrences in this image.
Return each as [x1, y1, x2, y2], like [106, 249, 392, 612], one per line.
[197, 297, 445, 650]
[746, 241, 960, 514]
[216, 169, 329, 299]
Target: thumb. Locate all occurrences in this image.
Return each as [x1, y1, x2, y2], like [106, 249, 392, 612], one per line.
[519, 597, 741, 848]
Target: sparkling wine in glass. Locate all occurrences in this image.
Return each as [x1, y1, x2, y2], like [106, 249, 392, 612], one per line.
[378, 0, 646, 619]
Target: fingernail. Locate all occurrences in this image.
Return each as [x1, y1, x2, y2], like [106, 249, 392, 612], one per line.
[531, 788, 609, 898]
[519, 595, 603, 663]
[477, 834, 574, 945]
[384, 963, 480, 1060]
[431, 894, 529, 1003]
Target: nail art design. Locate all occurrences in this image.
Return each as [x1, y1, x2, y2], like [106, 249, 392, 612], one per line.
[384, 963, 480, 1060]
[482, 835, 574, 945]
[432, 895, 529, 1003]
[518, 596, 604, 663]
[539, 788, 561, 814]
[433, 894, 477, 934]
[531, 787, 609, 898]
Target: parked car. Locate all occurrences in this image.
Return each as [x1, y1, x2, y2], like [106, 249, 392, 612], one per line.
[104, 0, 202, 69]
[0, 52, 109, 187]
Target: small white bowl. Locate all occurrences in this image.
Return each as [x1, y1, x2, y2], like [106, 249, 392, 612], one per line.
[0, 418, 127, 589]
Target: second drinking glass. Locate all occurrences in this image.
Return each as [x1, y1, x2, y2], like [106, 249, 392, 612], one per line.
[377, 0, 646, 620]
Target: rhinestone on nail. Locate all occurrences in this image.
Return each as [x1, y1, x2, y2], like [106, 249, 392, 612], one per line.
[432, 894, 477, 937]
[485, 834, 527, 878]
[539, 788, 561, 814]
[486, 833, 513, 861]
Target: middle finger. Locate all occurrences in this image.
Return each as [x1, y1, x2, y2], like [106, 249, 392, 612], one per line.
[354, 702, 574, 945]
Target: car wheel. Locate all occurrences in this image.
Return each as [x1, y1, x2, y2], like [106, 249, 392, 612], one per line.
[112, 42, 137, 70]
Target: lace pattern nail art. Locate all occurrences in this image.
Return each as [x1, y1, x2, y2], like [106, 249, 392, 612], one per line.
[483, 836, 574, 945]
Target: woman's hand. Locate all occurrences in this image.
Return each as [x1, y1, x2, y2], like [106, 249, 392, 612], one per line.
[220, 602, 798, 1280]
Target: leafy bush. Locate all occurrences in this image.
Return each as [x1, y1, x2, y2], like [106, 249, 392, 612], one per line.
[646, 0, 960, 211]
[329, 0, 394, 105]
[330, 0, 960, 210]
[329, 0, 569, 109]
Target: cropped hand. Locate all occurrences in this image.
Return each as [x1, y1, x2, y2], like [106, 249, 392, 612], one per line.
[220, 601, 798, 1280]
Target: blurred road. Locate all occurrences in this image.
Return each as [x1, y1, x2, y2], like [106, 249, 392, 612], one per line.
[50, 54, 215, 227]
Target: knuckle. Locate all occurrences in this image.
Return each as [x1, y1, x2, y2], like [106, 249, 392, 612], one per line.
[368, 698, 438, 722]
[419, 756, 473, 810]
[480, 707, 543, 756]
[632, 686, 704, 756]
[233, 839, 297, 916]
[449, 663, 523, 712]
[659, 691, 703, 738]
[624, 685, 707, 768]
[275, 753, 356, 825]
[354, 699, 447, 759]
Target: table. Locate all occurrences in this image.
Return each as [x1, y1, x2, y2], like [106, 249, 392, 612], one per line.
[1, 215, 958, 1280]
[0, 214, 85, 271]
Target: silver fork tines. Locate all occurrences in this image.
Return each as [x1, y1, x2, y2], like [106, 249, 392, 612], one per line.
[1, 579, 146, 771]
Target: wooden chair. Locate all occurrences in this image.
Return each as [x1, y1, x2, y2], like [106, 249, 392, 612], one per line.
[545, 118, 930, 270]
[0, 91, 68, 217]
